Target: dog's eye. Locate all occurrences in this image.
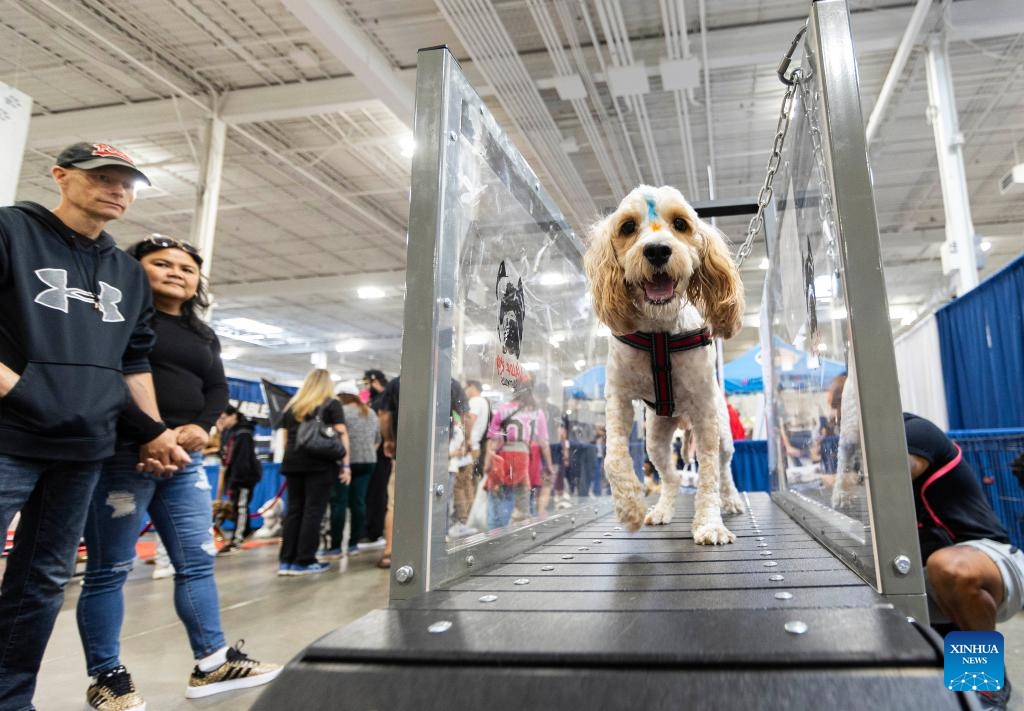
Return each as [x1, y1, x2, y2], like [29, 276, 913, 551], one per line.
[620, 219, 636, 236]
[672, 217, 688, 232]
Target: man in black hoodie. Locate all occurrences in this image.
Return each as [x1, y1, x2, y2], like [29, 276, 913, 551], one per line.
[0, 142, 189, 708]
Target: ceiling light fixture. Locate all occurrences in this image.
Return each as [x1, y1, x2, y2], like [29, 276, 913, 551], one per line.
[336, 339, 366, 353]
[399, 134, 415, 158]
[357, 286, 386, 299]
[539, 272, 567, 286]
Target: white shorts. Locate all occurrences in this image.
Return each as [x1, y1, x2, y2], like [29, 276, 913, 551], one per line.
[925, 538, 1024, 624]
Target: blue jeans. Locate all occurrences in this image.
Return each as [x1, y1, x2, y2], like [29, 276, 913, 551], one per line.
[486, 486, 514, 529]
[77, 449, 225, 676]
[0, 454, 102, 711]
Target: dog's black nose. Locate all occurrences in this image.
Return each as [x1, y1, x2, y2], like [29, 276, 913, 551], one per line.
[643, 244, 672, 266]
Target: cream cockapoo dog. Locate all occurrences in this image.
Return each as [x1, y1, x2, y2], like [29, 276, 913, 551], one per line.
[584, 185, 746, 544]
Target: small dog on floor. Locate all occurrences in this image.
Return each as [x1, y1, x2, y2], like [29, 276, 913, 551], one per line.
[585, 185, 746, 544]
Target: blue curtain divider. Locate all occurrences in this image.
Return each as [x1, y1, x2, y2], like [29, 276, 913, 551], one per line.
[732, 440, 770, 492]
[936, 255, 1024, 430]
[949, 428, 1024, 549]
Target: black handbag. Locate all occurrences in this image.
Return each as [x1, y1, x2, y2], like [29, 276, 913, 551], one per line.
[295, 405, 346, 461]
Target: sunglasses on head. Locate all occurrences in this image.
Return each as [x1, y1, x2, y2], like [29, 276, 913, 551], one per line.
[133, 235, 202, 264]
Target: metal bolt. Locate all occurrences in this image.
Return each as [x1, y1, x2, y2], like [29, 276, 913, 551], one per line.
[448, 130, 457, 142]
[428, 620, 453, 633]
[763, 561, 778, 567]
[434, 484, 445, 497]
[532, 530, 537, 539]
[439, 297, 453, 309]
[478, 595, 498, 603]
[892, 555, 912, 575]
[561, 554, 574, 560]
[513, 578, 530, 585]
[759, 551, 773, 557]
[769, 574, 785, 581]
[394, 565, 415, 584]
[784, 620, 808, 635]
[541, 565, 555, 571]
[774, 592, 794, 600]
[465, 555, 475, 567]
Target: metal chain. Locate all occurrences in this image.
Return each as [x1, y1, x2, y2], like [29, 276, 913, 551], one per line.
[736, 23, 808, 269]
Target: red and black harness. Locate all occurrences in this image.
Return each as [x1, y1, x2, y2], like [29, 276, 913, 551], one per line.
[613, 327, 712, 417]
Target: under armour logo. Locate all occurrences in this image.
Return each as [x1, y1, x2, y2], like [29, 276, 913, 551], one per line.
[34, 268, 124, 322]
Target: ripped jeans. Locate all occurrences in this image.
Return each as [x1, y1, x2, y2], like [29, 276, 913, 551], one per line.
[77, 448, 225, 676]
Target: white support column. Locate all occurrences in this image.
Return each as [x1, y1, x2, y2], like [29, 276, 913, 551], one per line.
[925, 34, 978, 294]
[0, 84, 33, 206]
[190, 115, 226, 280]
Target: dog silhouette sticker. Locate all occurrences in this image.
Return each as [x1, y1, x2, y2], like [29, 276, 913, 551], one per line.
[495, 260, 525, 359]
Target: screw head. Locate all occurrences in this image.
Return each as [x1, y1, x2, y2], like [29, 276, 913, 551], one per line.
[394, 565, 414, 584]
[465, 555, 475, 567]
[892, 555, 912, 575]
[434, 484, 445, 497]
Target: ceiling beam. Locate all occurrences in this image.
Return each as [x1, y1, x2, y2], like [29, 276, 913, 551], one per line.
[26, 75, 382, 150]
[280, 0, 415, 125]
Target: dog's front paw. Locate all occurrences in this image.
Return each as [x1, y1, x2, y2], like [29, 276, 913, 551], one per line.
[692, 522, 736, 545]
[830, 489, 859, 511]
[615, 495, 646, 532]
[644, 502, 674, 526]
[720, 494, 746, 515]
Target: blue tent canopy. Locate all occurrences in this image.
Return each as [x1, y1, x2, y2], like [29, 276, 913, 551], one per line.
[724, 338, 846, 394]
[569, 364, 606, 400]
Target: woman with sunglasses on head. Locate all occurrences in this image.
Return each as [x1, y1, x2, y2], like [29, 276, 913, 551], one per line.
[76, 235, 280, 711]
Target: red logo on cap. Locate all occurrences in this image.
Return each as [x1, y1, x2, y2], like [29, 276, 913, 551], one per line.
[91, 143, 136, 166]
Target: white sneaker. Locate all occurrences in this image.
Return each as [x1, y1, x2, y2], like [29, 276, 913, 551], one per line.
[447, 522, 478, 539]
[357, 537, 386, 551]
[152, 565, 174, 580]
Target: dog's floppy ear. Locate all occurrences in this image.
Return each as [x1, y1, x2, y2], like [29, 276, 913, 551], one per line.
[584, 217, 636, 335]
[687, 219, 744, 338]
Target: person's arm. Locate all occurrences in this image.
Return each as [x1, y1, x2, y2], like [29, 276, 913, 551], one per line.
[909, 454, 930, 480]
[125, 372, 190, 474]
[334, 422, 352, 483]
[380, 411, 395, 458]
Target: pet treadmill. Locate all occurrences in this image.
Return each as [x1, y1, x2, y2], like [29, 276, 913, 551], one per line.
[255, 4, 975, 707]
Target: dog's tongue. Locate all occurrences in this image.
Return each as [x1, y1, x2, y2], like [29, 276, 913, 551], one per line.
[644, 273, 675, 301]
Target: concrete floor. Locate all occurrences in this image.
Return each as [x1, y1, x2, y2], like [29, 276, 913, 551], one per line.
[11, 535, 1024, 710]
[32, 543, 390, 711]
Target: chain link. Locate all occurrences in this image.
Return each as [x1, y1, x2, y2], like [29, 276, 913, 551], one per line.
[737, 72, 801, 269]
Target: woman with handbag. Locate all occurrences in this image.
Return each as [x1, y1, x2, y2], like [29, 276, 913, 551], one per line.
[276, 368, 350, 576]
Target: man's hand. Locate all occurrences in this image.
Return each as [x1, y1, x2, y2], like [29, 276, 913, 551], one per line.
[174, 424, 210, 452]
[138, 429, 191, 477]
[0, 363, 20, 398]
[383, 439, 396, 459]
[339, 467, 352, 485]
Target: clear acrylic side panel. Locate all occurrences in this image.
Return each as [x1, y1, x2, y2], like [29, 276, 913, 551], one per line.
[442, 86, 608, 550]
[763, 74, 875, 586]
[764, 1, 927, 619]
[395, 48, 611, 601]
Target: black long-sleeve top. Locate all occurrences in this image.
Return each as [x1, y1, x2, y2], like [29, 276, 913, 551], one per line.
[119, 311, 228, 442]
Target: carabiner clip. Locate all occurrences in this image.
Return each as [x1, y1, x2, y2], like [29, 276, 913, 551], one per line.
[777, 23, 808, 86]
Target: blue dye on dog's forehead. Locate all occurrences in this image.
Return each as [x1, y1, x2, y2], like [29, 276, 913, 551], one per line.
[644, 193, 658, 221]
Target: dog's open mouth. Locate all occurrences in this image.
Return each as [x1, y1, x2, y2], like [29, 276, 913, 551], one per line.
[642, 273, 677, 304]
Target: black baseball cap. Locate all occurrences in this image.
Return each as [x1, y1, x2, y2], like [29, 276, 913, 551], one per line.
[55, 142, 150, 186]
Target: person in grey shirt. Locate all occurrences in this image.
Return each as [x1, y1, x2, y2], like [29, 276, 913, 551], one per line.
[324, 381, 381, 556]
